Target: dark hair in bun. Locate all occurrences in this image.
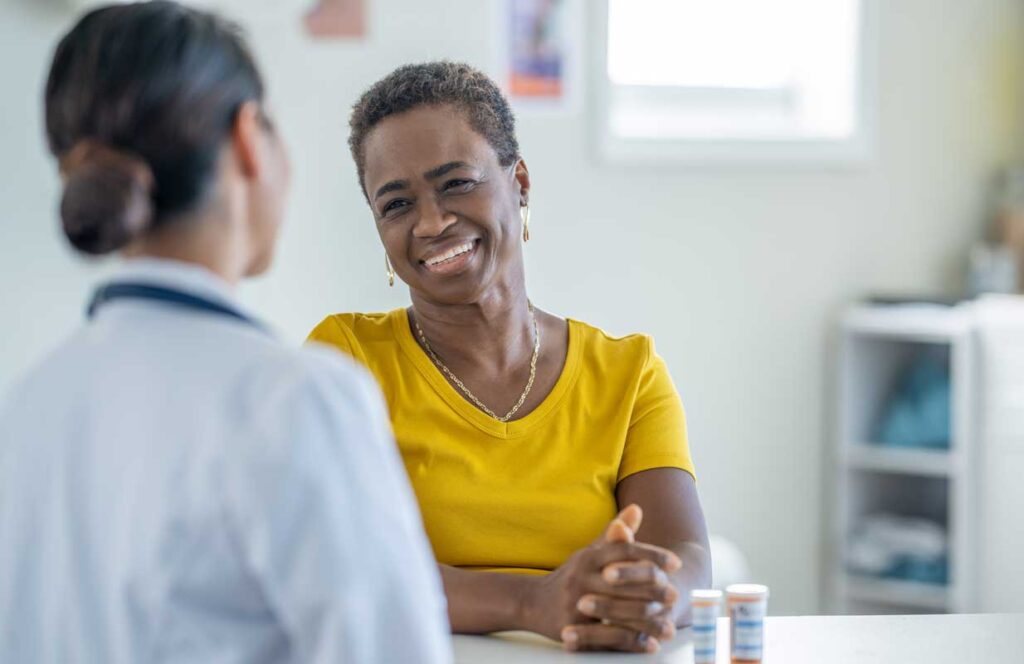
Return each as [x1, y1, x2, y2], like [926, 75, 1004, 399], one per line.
[44, 0, 265, 255]
[59, 140, 155, 255]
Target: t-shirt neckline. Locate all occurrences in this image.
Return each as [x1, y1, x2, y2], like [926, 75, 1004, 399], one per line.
[390, 307, 582, 439]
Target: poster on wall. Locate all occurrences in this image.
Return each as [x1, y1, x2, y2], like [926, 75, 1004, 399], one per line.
[304, 0, 366, 39]
[501, 0, 582, 114]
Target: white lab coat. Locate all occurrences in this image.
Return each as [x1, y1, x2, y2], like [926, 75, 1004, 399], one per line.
[0, 259, 451, 664]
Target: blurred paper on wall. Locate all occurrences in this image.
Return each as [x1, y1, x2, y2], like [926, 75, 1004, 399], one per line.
[501, 0, 581, 113]
[305, 0, 366, 39]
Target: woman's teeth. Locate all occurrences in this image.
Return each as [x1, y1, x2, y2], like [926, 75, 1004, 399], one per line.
[425, 242, 474, 266]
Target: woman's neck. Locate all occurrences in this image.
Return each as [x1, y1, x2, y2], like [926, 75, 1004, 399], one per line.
[122, 212, 248, 287]
[410, 284, 536, 374]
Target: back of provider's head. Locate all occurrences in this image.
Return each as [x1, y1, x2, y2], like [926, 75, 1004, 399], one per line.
[45, 0, 286, 272]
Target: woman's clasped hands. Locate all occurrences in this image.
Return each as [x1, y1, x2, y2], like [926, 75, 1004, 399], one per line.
[524, 504, 682, 653]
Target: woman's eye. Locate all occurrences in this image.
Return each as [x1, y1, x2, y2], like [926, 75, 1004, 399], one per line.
[382, 199, 409, 215]
[443, 179, 475, 192]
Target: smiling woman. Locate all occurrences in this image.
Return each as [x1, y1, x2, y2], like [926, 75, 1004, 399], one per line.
[307, 61, 712, 654]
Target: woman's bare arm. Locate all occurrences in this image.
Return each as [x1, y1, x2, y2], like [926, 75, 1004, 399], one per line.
[614, 467, 712, 627]
[439, 564, 537, 633]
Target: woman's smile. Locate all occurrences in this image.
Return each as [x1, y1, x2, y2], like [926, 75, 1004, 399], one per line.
[420, 238, 479, 275]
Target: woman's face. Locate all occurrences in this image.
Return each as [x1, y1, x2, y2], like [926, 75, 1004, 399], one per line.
[361, 104, 529, 304]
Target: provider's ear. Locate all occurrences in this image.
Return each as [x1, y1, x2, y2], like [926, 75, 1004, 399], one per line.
[231, 100, 267, 180]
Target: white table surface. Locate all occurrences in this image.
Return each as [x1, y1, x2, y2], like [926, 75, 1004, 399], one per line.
[453, 614, 1024, 663]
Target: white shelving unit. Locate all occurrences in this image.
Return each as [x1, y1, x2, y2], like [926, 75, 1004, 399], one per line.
[845, 445, 957, 477]
[830, 304, 976, 615]
[843, 576, 952, 611]
[971, 297, 1024, 612]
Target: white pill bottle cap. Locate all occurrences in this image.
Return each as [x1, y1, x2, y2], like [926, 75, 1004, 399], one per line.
[726, 584, 770, 599]
[690, 589, 724, 602]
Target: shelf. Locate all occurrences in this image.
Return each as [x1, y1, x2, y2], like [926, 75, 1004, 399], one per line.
[843, 305, 971, 343]
[842, 575, 950, 611]
[833, 302, 976, 616]
[844, 445, 959, 477]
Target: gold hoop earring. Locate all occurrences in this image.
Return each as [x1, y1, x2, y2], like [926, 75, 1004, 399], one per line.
[521, 205, 531, 243]
[385, 254, 395, 288]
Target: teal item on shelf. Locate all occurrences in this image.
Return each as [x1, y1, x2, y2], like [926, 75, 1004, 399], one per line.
[888, 554, 949, 586]
[876, 353, 951, 449]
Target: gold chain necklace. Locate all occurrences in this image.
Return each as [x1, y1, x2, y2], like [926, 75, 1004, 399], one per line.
[413, 303, 540, 423]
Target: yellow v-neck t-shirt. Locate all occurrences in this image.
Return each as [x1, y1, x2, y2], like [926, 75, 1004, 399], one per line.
[307, 309, 694, 574]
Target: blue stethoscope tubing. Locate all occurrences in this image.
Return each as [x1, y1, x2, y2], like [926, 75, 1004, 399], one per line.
[87, 282, 267, 334]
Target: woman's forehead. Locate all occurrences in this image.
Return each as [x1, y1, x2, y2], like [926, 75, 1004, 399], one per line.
[362, 105, 498, 185]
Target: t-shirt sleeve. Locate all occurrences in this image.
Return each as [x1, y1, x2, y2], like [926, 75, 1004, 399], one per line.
[617, 337, 696, 484]
[220, 353, 451, 663]
[306, 316, 364, 364]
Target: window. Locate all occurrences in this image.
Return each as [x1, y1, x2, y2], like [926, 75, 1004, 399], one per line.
[596, 0, 876, 164]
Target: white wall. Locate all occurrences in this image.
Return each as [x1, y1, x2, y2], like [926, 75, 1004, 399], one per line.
[1, 0, 1021, 615]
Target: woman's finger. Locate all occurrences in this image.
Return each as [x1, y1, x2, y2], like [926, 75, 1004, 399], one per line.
[577, 561, 678, 603]
[576, 594, 675, 639]
[603, 518, 634, 545]
[603, 560, 670, 586]
[597, 504, 642, 544]
[585, 576, 679, 603]
[578, 593, 672, 622]
[612, 618, 677, 642]
[561, 623, 659, 653]
[591, 540, 682, 572]
[616, 504, 643, 534]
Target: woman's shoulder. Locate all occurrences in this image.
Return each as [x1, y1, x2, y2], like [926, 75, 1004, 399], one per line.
[567, 318, 659, 381]
[307, 309, 403, 349]
[569, 318, 654, 359]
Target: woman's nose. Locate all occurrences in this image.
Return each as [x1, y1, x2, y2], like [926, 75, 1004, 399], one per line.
[412, 197, 457, 238]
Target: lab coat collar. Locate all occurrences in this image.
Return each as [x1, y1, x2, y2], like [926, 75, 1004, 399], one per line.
[103, 258, 248, 316]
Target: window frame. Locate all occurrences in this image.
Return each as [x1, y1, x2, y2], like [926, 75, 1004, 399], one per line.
[591, 0, 879, 166]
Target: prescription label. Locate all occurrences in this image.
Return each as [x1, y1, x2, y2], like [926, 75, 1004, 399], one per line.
[691, 604, 719, 664]
[729, 599, 766, 661]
